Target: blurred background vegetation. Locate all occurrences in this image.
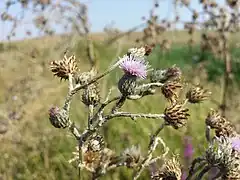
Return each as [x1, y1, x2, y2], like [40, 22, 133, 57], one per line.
[0, 0, 239, 179]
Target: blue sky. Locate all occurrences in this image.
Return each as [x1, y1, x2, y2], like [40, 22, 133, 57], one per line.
[0, 0, 226, 41]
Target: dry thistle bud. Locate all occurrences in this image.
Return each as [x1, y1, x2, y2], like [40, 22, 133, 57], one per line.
[205, 110, 237, 137]
[81, 83, 100, 107]
[48, 106, 69, 128]
[50, 54, 78, 80]
[186, 86, 211, 103]
[164, 102, 190, 129]
[151, 156, 182, 180]
[122, 145, 142, 168]
[161, 81, 182, 102]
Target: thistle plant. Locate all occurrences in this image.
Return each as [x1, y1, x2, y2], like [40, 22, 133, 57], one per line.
[46, 44, 219, 179]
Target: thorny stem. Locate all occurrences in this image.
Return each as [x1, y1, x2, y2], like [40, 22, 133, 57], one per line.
[111, 95, 126, 113]
[136, 82, 163, 90]
[195, 165, 211, 180]
[88, 105, 94, 130]
[186, 158, 206, 180]
[133, 123, 166, 180]
[205, 125, 211, 143]
[105, 112, 165, 120]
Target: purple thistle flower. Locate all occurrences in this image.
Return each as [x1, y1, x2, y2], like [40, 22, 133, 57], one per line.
[119, 54, 149, 79]
[229, 136, 240, 152]
[184, 136, 194, 158]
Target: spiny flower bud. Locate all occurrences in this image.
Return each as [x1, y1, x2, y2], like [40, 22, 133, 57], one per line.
[205, 137, 237, 176]
[122, 145, 142, 168]
[150, 66, 181, 83]
[81, 83, 100, 107]
[164, 102, 190, 129]
[151, 156, 182, 180]
[50, 54, 78, 80]
[74, 68, 97, 85]
[205, 110, 237, 137]
[48, 106, 69, 128]
[186, 86, 211, 103]
[161, 81, 182, 102]
[118, 74, 137, 96]
[127, 47, 147, 58]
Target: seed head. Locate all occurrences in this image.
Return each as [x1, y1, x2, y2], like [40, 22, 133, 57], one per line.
[164, 102, 190, 129]
[122, 145, 142, 168]
[48, 106, 69, 128]
[161, 81, 182, 103]
[151, 156, 182, 180]
[50, 54, 78, 80]
[186, 86, 211, 103]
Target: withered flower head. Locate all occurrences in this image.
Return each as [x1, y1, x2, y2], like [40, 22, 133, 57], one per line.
[186, 86, 211, 103]
[151, 156, 182, 180]
[48, 106, 69, 128]
[81, 83, 100, 107]
[122, 145, 142, 168]
[50, 54, 78, 80]
[164, 102, 190, 129]
[161, 81, 182, 103]
[205, 109, 237, 137]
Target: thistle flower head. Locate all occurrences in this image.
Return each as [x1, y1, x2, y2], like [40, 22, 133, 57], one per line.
[119, 54, 149, 79]
[151, 156, 182, 180]
[50, 54, 78, 80]
[48, 106, 69, 128]
[164, 102, 190, 129]
[184, 136, 194, 159]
